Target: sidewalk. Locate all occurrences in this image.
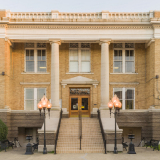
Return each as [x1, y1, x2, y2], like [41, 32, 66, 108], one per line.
[0, 147, 159, 160]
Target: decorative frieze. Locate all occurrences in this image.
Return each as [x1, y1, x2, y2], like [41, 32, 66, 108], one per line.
[70, 88, 90, 95]
[37, 43, 46, 48]
[7, 25, 152, 30]
[69, 43, 78, 48]
[125, 43, 134, 48]
[25, 43, 34, 48]
[81, 43, 90, 48]
[113, 43, 123, 48]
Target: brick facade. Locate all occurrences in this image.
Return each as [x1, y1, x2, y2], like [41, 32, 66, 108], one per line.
[0, 42, 151, 110]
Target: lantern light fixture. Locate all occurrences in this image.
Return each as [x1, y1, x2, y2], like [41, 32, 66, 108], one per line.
[37, 95, 52, 154]
[107, 94, 122, 154]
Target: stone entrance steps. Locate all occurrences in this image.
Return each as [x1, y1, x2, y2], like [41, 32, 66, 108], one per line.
[56, 118, 104, 153]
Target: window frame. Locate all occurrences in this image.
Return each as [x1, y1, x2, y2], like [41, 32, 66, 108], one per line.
[113, 43, 135, 73]
[24, 43, 47, 73]
[113, 87, 135, 110]
[69, 43, 91, 73]
[24, 88, 46, 110]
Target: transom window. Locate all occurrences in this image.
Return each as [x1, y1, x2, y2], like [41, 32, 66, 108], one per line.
[25, 43, 47, 73]
[24, 88, 46, 110]
[113, 43, 135, 73]
[113, 88, 135, 110]
[69, 43, 91, 73]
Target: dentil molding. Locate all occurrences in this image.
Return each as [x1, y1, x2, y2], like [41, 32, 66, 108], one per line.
[5, 25, 152, 30]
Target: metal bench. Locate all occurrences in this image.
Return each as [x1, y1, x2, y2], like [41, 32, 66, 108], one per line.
[32, 137, 39, 152]
[122, 137, 128, 151]
[145, 139, 159, 151]
[0, 140, 14, 152]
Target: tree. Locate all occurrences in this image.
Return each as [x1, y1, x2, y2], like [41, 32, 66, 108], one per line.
[0, 119, 8, 141]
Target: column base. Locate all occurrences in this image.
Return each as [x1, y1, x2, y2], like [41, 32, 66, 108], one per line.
[51, 107, 61, 111]
[99, 105, 109, 110]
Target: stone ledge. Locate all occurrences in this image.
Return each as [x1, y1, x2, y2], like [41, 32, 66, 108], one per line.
[106, 144, 123, 152]
[38, 145, 54, 152]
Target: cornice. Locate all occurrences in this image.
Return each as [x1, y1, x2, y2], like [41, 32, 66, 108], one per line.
[0, 24, 7, 28]
[145, 38, 155, 48]
[152, 24, 160, 28]
[6, 25, 152, 30]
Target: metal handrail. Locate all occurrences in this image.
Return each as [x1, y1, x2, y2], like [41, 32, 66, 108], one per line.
[54, 109, 63, 154]
[79, 106, 82, 150]
[97, 109, 107, 154]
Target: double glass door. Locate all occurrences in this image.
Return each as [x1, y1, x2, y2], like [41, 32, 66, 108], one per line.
[70, 96, 90, 117]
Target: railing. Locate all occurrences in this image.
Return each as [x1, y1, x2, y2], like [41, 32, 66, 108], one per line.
[97, 109, 106, 154]
[54, 109, 63, 154]
[79, 107, 82, 150]
[6, 11, 153, 20]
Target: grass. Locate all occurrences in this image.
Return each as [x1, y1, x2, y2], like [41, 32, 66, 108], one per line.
[145, 144, 160, 151]
[48, 151, 54, 153]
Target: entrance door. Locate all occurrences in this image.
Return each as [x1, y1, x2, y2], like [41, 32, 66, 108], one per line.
[69, 88, 90, 117]
[70, 96, 90, 117]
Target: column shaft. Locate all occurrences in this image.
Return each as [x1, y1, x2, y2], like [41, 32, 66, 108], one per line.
[100, 40, 110, 108]
[50, 40, 61, 108]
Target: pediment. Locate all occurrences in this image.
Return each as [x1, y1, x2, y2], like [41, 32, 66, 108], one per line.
[61, 76, 99, 85]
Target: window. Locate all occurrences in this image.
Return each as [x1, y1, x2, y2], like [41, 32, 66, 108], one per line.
[37, 50, 46, 72]
[24, 88, 46, 110]
[25, 43, 47, 73]
[113, 88, 135, 110]
[69, 43, 90, 73]
[26, 50, 34, 72]
[113, 43, 135, 73]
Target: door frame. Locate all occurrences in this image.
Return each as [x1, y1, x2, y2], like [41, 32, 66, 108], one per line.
[69, 95, 90, 117]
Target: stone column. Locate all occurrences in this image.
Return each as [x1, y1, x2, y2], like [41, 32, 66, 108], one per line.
[100, 39, 111, 109]
[49, 39, 61, 109]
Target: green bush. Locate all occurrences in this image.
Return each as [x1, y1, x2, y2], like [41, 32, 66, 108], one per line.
[0, 119, 8, 141]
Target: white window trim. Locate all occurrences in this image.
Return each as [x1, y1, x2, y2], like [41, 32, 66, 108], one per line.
[24, 43, 47, 73]
[113, 87, 135, 110]
[69, 43, 91, 73]
[113, 43, 135, 73]
[24, 88, 46, 110]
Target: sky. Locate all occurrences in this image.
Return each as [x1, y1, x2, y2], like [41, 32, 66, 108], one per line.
[0, 0, 160, 12]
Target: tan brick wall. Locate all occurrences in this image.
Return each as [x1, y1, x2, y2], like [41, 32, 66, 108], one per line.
[0, 39, 5, 109]
[154, 39, 160, 107]
[0, 10, 6, 18]
[9, 43, 51, 110]
[1, 42, 159, 111]
[145, 40, 160, 109]
[154, 11, 160, 18]
[109, 43, 146, 109]
[59, 43, 101, 112]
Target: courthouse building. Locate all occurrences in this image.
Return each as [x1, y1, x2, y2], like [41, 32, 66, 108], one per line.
[0, 9, 160, 153]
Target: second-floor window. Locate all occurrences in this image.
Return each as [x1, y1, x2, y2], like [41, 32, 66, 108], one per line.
[25, 43, 47, 73]
[69, 43, 91, 73]
[24, 88, 46, 110]
[113, 43, 135, 73]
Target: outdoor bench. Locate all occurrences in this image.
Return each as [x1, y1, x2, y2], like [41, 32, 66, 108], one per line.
[122, 137, 128, 151]
[145, 139, 159, 151]
[0, 140, 14, 152]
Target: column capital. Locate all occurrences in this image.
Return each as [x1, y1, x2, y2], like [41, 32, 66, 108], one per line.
[5, 38, 12, 47]
[99, 39, 112, 45]
[49, 39, 61, 45]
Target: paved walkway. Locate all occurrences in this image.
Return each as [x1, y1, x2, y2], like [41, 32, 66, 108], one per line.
[0, 147, 159, 160]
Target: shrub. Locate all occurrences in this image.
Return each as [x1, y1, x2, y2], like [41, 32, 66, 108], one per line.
[0, 119, 8, 141]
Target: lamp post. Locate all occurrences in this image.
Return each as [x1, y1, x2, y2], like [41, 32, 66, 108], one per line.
[37, 95, 52, 154]
[108, 95, 122, 154]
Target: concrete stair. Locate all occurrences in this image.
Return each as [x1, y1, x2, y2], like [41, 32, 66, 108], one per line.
[56, 118, 104, 153]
